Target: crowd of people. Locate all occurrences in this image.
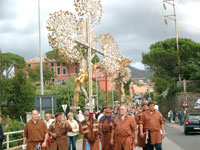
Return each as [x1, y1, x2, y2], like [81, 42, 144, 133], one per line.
[22, 100, 165, 150]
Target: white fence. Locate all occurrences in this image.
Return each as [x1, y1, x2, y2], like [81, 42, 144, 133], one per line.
[3, 130, 24, 150]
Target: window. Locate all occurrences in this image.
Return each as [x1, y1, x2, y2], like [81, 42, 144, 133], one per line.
[28, 64, 31, 67]
[188, 114, 200, 120]
[57, 68, 60, 75]
[63, 62, 66, 66]
[57, 62, 60, 66]
[75, 67, 79, 74]
[51, 63, 54, 67]
[63, 68, 66, 75]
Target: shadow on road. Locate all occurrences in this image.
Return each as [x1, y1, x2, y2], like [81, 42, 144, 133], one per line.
[184, 132, 200, 136]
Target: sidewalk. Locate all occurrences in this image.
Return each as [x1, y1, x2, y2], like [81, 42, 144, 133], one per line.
[165, 121, 184, 131]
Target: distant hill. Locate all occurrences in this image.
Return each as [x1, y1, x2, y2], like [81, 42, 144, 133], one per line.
[128, 65, 153, 80]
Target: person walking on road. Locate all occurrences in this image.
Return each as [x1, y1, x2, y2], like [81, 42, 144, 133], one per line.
[178, 111, 183, 126]
[110, 104, 138, 150]
[170, 110, 174, 123]
[23, 110, 48, 150]
[99, 108, 115, 150]
[167, 110, 170, 122]
[44, 113, 54, 128]
[48, 112, 72, 150]
[140, 101, 165, 150]
[44, 113, 54, 150]
[67, 112, 79, 150]
[135, 102, 148, 150]
[79, 111, 99, 150]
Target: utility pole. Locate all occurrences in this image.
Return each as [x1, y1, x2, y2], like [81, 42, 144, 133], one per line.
[163, 0, 181, 81]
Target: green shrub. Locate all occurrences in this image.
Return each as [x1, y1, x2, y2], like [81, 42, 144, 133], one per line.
[2, 116, 24, 148]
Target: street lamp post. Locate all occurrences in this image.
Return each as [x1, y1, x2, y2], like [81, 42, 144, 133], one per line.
[38, 0, 44, 95]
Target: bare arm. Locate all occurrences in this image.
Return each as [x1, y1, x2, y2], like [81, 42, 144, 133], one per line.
[140, 124, 145, 138]
[44, 132, 48, 143]
[140, 124, 143, 134]
[110, 128, 115, 145]
[23, 137, 27, 145]
[134, 130, 138, 145]
[41, 133, 48, 147]
[23, 125, 28, 145]
[111, 128, 115, 140]
[161, 124, 165, 138]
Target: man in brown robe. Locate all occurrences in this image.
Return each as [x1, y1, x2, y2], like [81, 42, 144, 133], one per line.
[48, 112, 72, 150]
[79, 111, 99, 150]
[99, 108, 114, 150]
[110, 104, 138, 150]
[140, 101, 165, 150]
[135, 101, 148, 150]
[23, 110, 48, 150]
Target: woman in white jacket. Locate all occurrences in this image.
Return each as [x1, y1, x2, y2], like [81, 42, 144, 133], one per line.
[67, 112, 79, 150]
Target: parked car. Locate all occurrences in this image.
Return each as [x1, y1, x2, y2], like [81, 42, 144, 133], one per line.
[184, 113, 200, 135]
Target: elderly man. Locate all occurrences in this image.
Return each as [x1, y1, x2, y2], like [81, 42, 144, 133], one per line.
[110, 104, 138, 150]
[44, 113, 54, 150]
[48, 112, 72, 150]
[99, 108, 115, 150]
[44, 113, 54, 129]
[80, 111, 99, 150]
[140, 101, 164, 150]
[23, 110, 48, 150]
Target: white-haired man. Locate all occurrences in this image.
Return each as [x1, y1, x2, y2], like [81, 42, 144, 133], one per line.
[110, 105, 138, 150]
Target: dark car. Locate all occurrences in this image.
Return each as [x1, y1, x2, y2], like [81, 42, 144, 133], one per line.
[184, 113, 200, 135]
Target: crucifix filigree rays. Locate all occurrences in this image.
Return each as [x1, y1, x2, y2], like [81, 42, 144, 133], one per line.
[74, 0, 102, 25]
[47, 0, 131, 111]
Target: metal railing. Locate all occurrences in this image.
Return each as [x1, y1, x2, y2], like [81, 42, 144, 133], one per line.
[3, 130, 24, 150]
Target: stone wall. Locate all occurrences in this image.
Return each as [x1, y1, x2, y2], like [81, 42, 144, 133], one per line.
[159, 92, 200, 119]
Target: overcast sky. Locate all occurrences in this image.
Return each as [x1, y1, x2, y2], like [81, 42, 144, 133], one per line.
[0, 0, 200, 70]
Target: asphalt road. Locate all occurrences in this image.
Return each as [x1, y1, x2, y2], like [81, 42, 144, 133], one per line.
[163, 123, 200, 150]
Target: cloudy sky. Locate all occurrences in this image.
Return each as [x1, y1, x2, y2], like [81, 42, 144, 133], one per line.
[0, 0, 200, 70]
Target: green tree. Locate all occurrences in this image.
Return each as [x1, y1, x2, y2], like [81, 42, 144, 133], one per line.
[2, 71, 35, 119]
[34, 64, 55, 84]
[0, 52, 26, 78]
[124, 79, 131, 96]
[46, 49, 63, 62]
[142, 38, 200, 94]
[43, 64, 55, 84]
[26, 67, 39, 82]
[55, 78, 76, 112]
